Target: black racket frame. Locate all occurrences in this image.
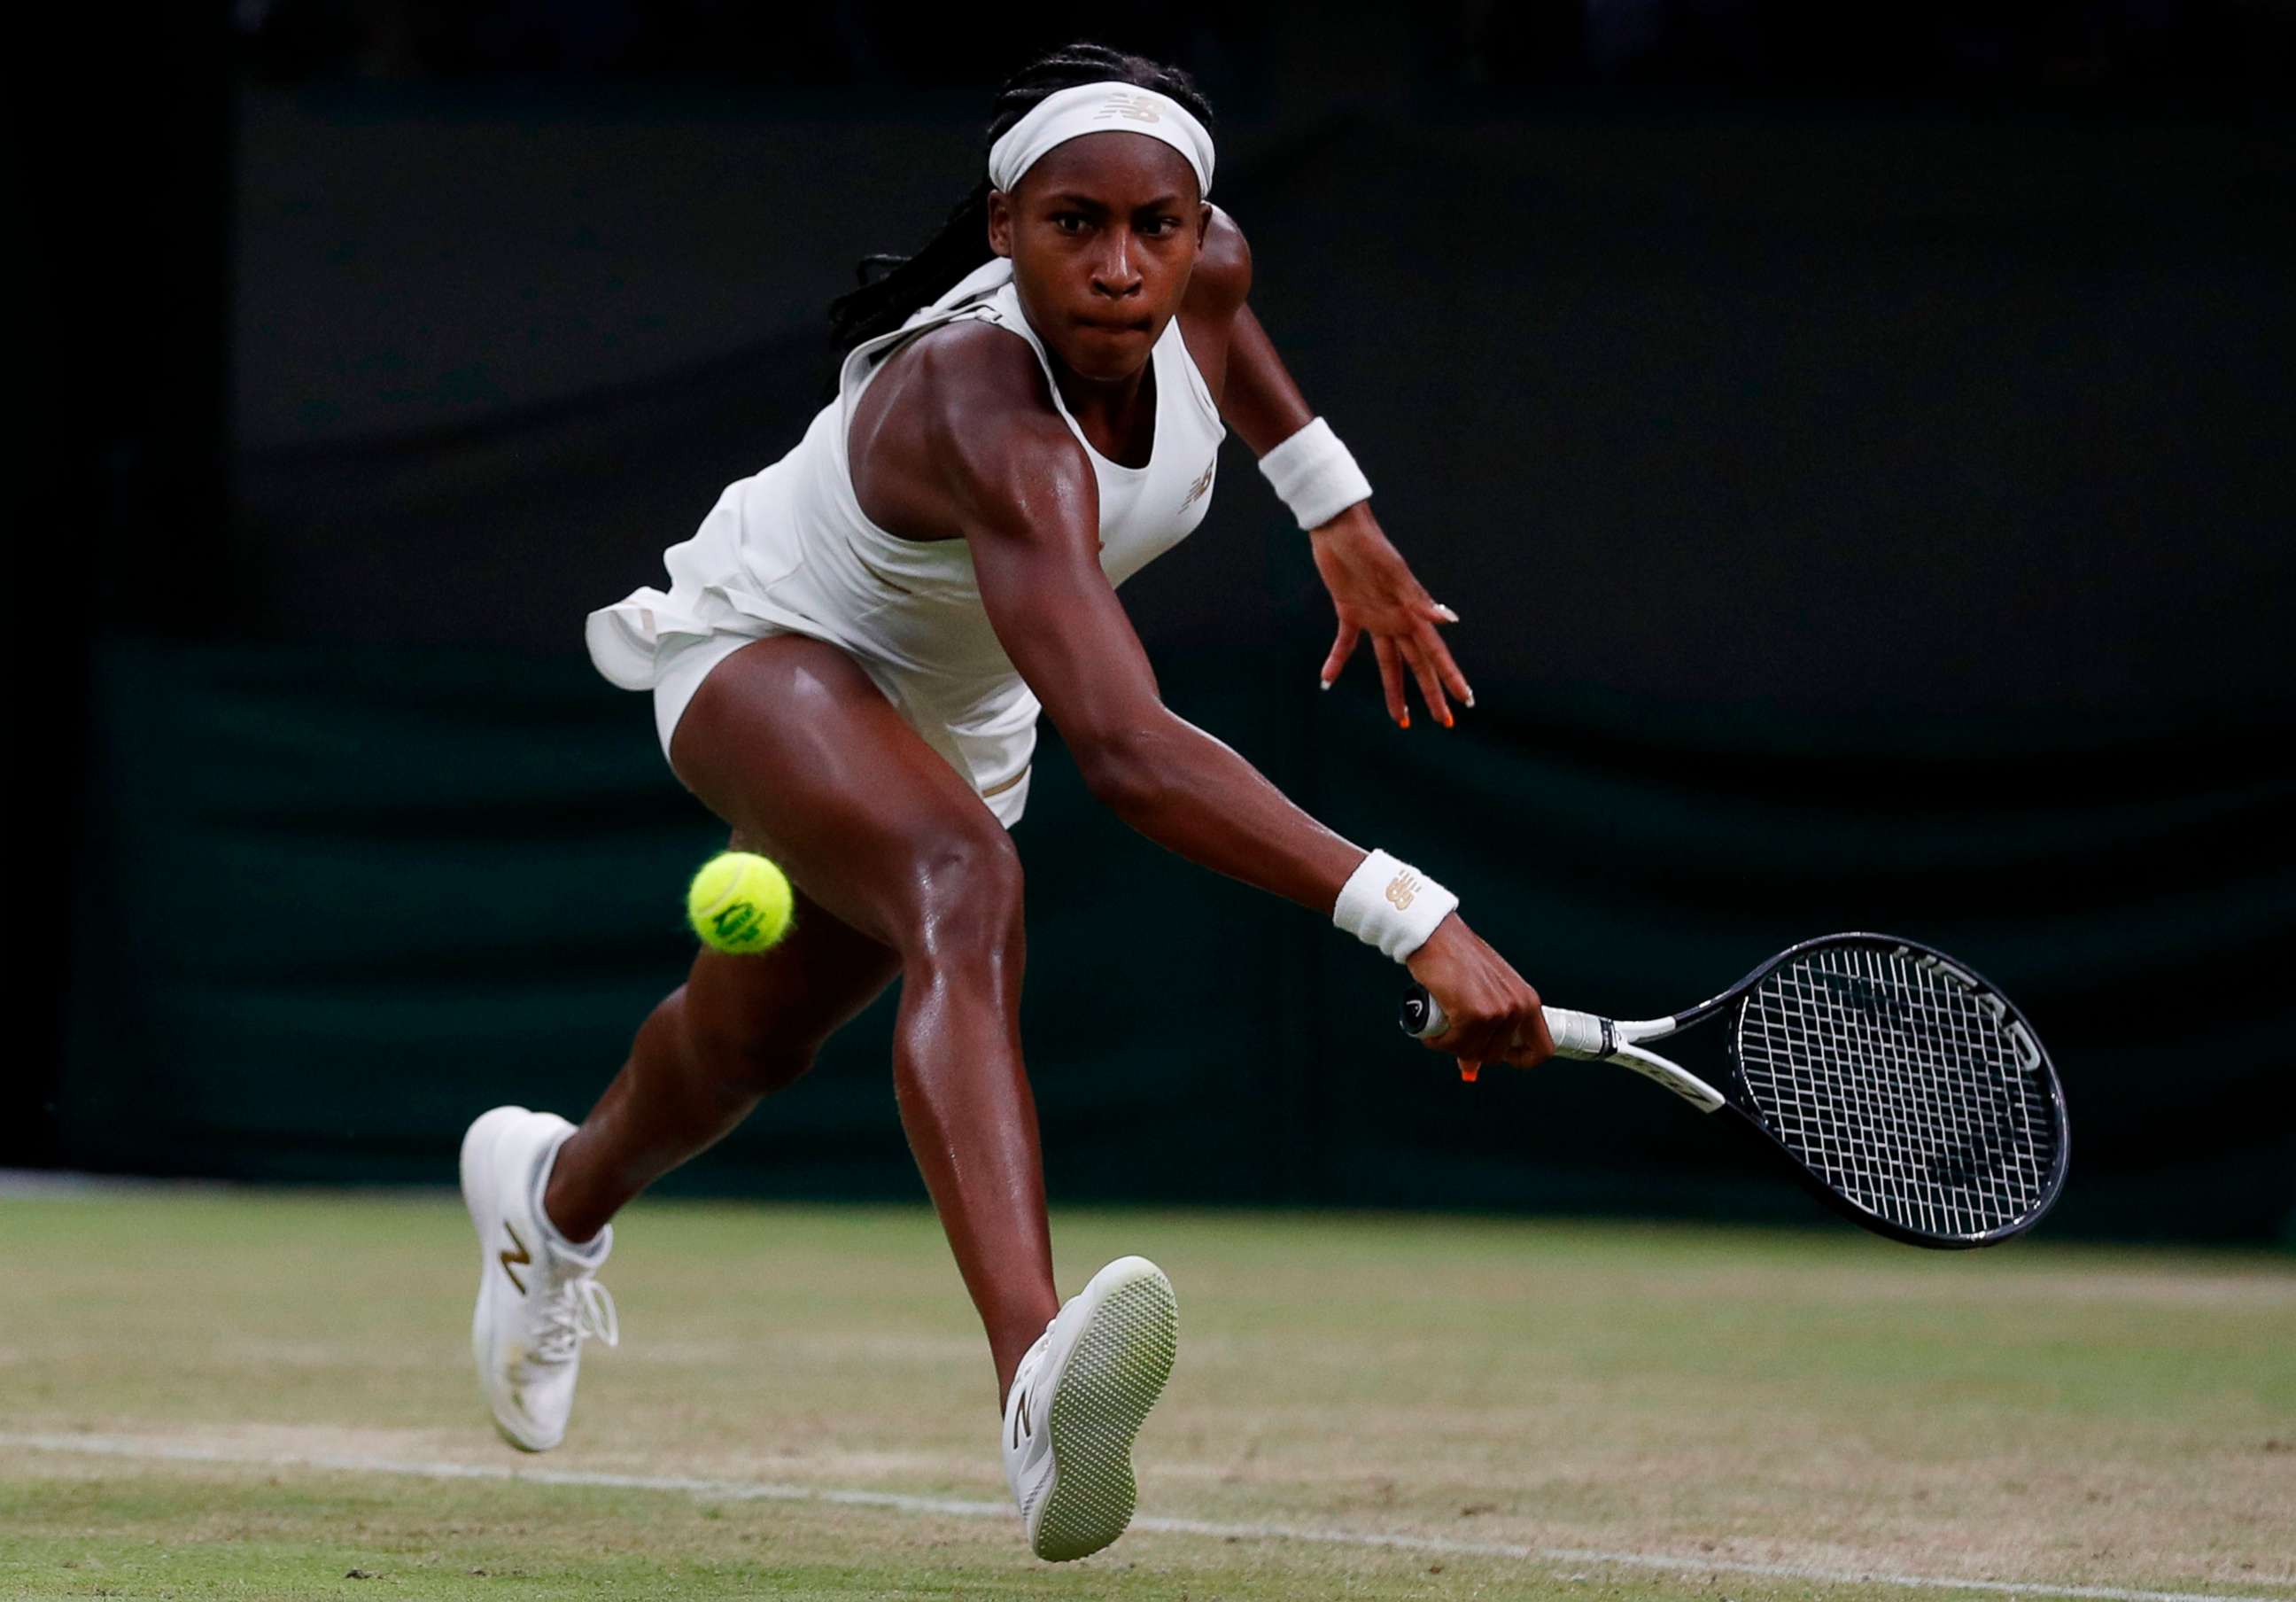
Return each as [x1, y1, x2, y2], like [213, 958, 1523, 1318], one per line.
[1408, 931, 2072, 1249]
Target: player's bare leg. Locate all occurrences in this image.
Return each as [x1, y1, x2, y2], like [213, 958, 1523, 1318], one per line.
[660, 634, 1064, 1396]
[464, 775, 904, 1454]
[493, 634, 1175, 1559]
[542, 886, 902, 1245]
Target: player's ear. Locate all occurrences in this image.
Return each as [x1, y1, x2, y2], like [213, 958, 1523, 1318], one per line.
[1195, 202, 1212, 247]
[986, 189, 1014, 259]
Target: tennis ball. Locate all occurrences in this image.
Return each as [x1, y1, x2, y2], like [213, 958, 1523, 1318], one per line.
[686, 852, 794, 955]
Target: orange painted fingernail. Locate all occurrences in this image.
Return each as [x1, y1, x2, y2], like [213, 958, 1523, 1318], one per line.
[1400, 712, 1411, 729]
[1440, 711, 1454, 728]
[1459, 1063, 1480, 1083]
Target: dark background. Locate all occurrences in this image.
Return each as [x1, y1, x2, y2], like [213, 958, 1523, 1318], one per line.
[20, 2, 2293, 1241]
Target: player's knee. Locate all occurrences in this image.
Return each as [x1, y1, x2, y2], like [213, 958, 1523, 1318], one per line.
[904, 828, 1024, 969]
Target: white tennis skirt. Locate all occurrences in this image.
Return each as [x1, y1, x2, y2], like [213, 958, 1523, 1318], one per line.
[586, 489, 1038, 830]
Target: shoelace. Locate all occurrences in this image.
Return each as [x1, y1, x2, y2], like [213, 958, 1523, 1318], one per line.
[532, 1271, 619, 1364]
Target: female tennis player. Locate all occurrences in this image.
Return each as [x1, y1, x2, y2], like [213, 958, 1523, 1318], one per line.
[458, 42, 1554, 1563]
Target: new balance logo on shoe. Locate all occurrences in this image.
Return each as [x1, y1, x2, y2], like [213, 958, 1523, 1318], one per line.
[462, 1107, 619, 1455]
[500, 1224, 532, 1295]
[997, 1258, 1178, 1562]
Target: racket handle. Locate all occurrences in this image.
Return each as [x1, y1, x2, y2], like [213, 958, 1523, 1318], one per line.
[1397, 986, 1612, 1060]
[1543, 1007, 1612, 1057]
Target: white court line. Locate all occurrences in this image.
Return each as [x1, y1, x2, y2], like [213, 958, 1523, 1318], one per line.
[6, 1431, 2283, 1602]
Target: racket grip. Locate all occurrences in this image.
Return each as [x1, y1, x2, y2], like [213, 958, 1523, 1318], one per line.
[1397, 987, 1612, 1060]
[1543, 1007, 1611, 1058]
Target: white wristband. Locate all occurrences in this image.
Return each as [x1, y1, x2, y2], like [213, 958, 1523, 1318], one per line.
[1332, 849, 1458, 962]
[1257, 416, 1372, 532]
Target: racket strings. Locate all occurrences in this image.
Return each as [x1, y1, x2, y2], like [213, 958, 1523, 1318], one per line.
[1735, 947, 2059, 1240]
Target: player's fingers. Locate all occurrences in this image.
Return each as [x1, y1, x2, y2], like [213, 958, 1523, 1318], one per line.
[1319, 622, 1360, 690]
[1470, 1007, 1522, 1069]
[1402, 632, 1454, 728]
[1420, 1016, 1482, 1062]
[1421, 625, 1475, 709]
[1371, 634, 1409, 727]
[1502, 1003, 1556, 1068]
[1438, 994, 1512, 1069]
[1421, 992, 1513, 1069]
[1420, 1015, 1470, 1058]
[1528, 1002, 1555, 1062]
[1412, 985, 1468, 1054]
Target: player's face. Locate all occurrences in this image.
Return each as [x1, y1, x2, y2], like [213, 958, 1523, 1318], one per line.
[989, 133, 1209, 383]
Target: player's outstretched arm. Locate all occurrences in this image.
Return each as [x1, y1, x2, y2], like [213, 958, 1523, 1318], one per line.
[926, 343, 1548, 1070]
[961, 403, 1358, 914]
[1196, 208, 1473, 728]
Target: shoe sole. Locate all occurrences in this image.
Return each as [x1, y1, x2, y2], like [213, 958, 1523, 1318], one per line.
[1033, 1260, 1178, 1563]
[459, 1106, 555, 1453]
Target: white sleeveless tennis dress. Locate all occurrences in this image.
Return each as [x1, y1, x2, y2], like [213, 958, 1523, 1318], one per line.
[585, 277, 1227, 828]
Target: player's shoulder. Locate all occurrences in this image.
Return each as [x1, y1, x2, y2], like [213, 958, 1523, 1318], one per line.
[882, 317, 1088, 515]
[896, 316, 1072, 447]
[1186, 205, 1253, 317]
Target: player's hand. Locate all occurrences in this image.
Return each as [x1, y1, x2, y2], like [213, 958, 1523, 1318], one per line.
[1308, 503, 1473, 729]
[1402, 913, 1553, 1080]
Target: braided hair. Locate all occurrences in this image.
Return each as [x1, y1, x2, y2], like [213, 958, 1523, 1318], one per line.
[826, 42, 1216, 358]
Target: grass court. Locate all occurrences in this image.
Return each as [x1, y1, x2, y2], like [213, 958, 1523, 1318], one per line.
[4, 1191, 2290, 1600]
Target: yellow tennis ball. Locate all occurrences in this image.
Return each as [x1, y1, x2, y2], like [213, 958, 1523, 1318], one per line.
[686, 852, 793, 954]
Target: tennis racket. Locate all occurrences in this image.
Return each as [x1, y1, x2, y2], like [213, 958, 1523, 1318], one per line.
[1400, 933, 2068, 1248]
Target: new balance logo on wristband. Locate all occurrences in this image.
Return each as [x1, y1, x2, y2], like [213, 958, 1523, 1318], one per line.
[1335, 850, 1457, 961]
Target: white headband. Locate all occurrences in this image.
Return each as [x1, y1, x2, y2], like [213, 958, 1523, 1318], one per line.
[986, 80, 1214, 199]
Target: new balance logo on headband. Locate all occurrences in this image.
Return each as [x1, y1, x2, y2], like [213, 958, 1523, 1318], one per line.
[1091, 91, 1165, 125]
[987, 80, 1214, 197]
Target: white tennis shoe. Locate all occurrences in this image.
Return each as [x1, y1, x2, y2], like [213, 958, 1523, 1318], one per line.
[459, 1105, 617, 1452]
[1000, 1256, 1178, 1562]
